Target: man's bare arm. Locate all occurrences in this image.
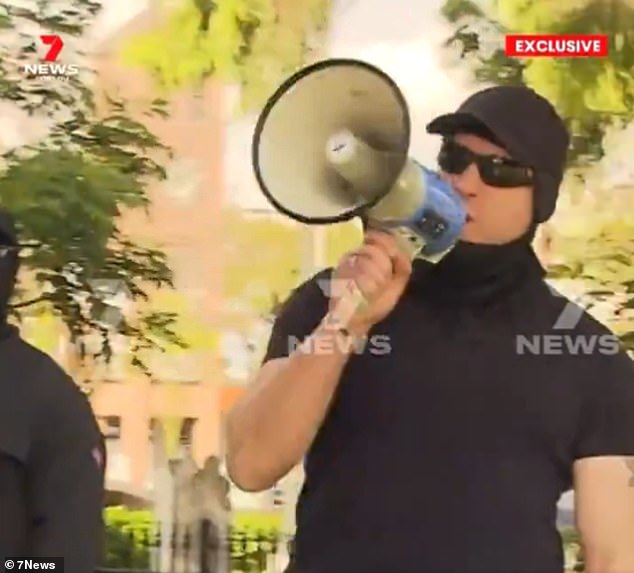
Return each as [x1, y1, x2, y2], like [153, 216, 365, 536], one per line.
[224, 320, 360, 492]
[225, 230, 412, 492]
[573, 455, 634, 573]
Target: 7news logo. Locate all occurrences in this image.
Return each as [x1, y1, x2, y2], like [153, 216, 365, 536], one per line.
[23, 34, 79, 78]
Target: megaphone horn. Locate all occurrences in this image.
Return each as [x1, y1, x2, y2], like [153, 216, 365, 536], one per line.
[252, 58, 411, 223]
[252, 58, 466, 262]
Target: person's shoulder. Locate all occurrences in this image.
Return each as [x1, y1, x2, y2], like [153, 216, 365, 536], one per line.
[0, 328, 98, 460]
[260, 268, 335, 363]
[535, 280, 634, 362]
[294, 267, 334, 296]
[22, 343, 100, 447]
[540, 281, 620, 335]
[4, 331, 77, 393]
[3, 331, 94, 427]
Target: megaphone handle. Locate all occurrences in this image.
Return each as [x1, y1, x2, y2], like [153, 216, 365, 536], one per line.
[391, 230, 423, 261]
[324, 279, 368, 332]
[325, 238, 417, 331]
[367, 221, 424, 262]
[324, 223, 430, 330]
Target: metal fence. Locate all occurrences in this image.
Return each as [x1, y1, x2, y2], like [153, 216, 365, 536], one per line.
[97, 519, 292, 573]
[98, 519, 585, 573]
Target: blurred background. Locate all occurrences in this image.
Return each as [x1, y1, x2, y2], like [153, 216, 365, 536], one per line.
[1, 0, 633, 571]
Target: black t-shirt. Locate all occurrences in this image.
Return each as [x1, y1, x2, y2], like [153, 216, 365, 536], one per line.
[0, 323, 105, 571]
[261, 247, 634, 573]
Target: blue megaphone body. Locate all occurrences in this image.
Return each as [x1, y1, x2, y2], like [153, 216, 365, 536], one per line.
[325, 129, 467, 262]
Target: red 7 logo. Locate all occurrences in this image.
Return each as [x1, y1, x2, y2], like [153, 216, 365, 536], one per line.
[40, 34, 63, 62]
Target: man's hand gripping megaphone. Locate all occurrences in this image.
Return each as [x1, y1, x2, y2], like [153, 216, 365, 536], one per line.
[324, 227, 413, 338]
[322, 130, 467, 337]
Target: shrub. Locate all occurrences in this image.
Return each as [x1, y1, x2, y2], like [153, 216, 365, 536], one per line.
[103, 506, 156, 568]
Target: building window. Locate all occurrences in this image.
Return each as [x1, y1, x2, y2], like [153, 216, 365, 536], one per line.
[219, 330, 252, 382]
[272, 483, 284, 507]
[220, 322, 272, 383]
[99, 416, 129, 482]
[179, 417, 197, 447]
[162, 158, 202, 205]
[101, 416, 121, 440]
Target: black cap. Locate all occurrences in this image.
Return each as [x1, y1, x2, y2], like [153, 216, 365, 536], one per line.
[0, 209, 17, 246]
[426, 85, 570, 223]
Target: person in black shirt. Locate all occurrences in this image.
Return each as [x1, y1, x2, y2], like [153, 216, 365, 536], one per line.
[225, 86, 634, 573]
[0, 209, 106, 571]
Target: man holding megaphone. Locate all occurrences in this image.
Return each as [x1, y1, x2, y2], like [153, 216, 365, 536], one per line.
[226, 60, 634, 573]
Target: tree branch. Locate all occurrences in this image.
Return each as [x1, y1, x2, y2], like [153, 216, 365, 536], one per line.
[10, 295, 49, 309]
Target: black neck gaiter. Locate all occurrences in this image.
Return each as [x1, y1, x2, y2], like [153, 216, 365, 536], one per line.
[407, 225, 546, 307]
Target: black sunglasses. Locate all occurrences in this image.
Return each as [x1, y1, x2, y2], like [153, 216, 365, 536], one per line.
[437, 139, 534, 188]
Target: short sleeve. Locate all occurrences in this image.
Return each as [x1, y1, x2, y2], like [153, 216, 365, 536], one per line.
[574, 350, 634, 459]
[261, 268, 331, 363]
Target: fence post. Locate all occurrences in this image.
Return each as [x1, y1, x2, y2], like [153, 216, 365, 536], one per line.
[199, 518, 230, 573]
[199, 518, 211, 573]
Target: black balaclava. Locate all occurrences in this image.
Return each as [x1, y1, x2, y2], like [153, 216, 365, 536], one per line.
[0, 209, 20, 326]
[412, 85, 569, 307]
[411, 124, 548, 306]
[360, 133, 549, 306]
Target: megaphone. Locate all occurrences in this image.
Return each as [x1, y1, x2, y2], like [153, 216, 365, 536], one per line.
[251, 58, 467, 262]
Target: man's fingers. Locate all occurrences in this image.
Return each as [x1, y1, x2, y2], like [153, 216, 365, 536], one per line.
[364, 229, 413, 279]
[337, 251, 388, 295]
[334, 228, 413, 304]
[392, 246, 413, 279]
[363, 229, 400, 258]
[354, 256, 389, 289]
[354, 244, 394, 278]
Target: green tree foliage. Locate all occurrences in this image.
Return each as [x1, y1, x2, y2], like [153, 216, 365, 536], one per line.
[547, 197, 634, 351]
[0, 1, 185, 380]
[441, 0, 634, 165]
[119, 0, 332, 112]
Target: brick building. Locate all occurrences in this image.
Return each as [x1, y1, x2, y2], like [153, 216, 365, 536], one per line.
[85, 3, 239, 507]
